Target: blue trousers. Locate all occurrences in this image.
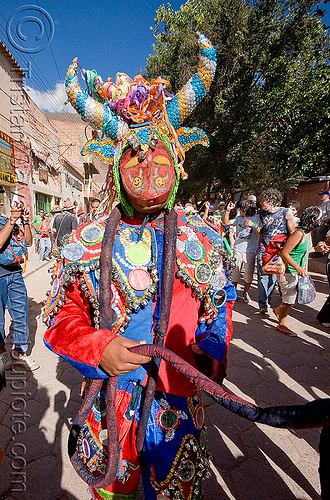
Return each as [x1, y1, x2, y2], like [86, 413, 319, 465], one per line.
[0, 272, 29, 353]
[257, 252, 277, 308]
[39, 237, 51, 261]
[85, 382, 208, 500]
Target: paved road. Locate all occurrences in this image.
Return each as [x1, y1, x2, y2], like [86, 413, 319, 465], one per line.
[0, 262, 329, 499]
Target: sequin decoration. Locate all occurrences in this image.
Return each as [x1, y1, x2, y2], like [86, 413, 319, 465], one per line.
[62, 242, 85, 262]
[81, 224, 103, 244]
[150, 433, 210, 500]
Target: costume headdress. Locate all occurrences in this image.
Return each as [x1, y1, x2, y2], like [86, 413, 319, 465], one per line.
[65, 33, 216, 214]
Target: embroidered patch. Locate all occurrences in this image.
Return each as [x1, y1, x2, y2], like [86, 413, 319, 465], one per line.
[156, 399, 188, 442]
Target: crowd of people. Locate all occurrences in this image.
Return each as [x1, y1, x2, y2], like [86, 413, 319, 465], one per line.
[0, 197, 101, 374]
[0, 27, 328, 498]
[30, 198, 101, 262]
[180, 187, 329, 337]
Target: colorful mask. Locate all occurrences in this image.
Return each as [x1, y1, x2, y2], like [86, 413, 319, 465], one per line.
[119, 140, 176, 213]
[65, 33, 217, 215]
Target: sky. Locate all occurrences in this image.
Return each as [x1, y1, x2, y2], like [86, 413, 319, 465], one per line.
[0, 0, 329, 114]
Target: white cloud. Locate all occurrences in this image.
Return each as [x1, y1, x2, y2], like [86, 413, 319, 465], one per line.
[24, 82, 75, 113]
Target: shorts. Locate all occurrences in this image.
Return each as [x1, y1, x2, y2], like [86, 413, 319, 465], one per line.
[231, 250, 256, 284]
[278, 273, 298, 305]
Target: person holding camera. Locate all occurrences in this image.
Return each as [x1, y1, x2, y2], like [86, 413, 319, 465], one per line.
[0, 202, 39, 371]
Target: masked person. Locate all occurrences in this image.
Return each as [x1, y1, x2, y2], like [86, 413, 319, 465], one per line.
[43, 34, 237, 500]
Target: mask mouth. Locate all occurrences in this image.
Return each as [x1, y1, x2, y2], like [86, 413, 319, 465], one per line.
[126, 191, 171, 209]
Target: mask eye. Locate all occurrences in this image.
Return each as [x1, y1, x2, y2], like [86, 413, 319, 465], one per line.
[153, 155, 171, 167]
[123, 156, 140, 169]
[128, 168, 143, 192]
[154, 167, 169, 191]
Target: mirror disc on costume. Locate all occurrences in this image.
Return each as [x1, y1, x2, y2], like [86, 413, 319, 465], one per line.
[94, 396, 106, 414]
[62, 242, 85, 262]
[111, 308, 118, 325]
[195, 406, 205, 429]
[212, 289, 227, 308]
[185, 240, 204, 261]
[128, 269, 151, 290]
[51, 278, 60, 297]
[199, 428, 207, 450]
[81, 224, 102, 244]
[127, 243, 149, 265]
[210, 271, 226, 290]
[157, 495, 171, 500]
[195, 263, 212, 284]
[99, 429, 108, 446]
[159, 409, 179, 430]
[82, 438, 90, 459]
[94, 268, 100, 281]
[176, 460, 195, 482]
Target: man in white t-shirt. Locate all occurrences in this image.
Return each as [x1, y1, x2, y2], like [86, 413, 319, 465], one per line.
[223, 200, 261, 302]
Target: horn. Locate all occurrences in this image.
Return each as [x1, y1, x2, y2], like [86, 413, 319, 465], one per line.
[166, 33, 217, 130]
[65, 58, 129, 142]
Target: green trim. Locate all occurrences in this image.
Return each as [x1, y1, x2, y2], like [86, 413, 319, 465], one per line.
[95, 488, 138, 500]
[113, 145, 134, 217]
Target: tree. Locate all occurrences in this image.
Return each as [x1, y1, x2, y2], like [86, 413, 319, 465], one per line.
[144, 0, 330, 200]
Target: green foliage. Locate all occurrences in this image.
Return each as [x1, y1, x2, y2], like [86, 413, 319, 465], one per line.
[145, 0, 330, 199]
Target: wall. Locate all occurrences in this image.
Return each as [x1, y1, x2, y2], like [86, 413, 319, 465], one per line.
[286, 179, 330, 212]
[61, 160, 84, 208]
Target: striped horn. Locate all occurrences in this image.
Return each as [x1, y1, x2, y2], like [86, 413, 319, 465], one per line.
[165, 33, 217, 130]
[65, 58, 129, 142]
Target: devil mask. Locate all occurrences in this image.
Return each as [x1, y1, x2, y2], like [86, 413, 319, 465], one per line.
[65, 33, 217, 215]
[119, 140, 176, 214]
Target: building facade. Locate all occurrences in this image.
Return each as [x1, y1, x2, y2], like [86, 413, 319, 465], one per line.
[0, 41, 31, 215]
[0, 40, 108, 219]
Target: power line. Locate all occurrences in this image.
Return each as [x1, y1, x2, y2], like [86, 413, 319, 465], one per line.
[0, 15, 100, 173]
[0, 15, 86, 137]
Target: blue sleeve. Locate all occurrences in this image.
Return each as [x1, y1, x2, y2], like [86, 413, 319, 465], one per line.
[195, 275, 237, 363]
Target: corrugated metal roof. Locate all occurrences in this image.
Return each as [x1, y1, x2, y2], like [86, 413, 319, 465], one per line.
[0, 40, 26, 77]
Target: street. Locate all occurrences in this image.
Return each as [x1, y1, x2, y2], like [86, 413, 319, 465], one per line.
[0, 260, 329, 500]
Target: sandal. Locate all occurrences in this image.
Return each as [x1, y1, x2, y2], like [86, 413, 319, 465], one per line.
[276, 326, 297, 337]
